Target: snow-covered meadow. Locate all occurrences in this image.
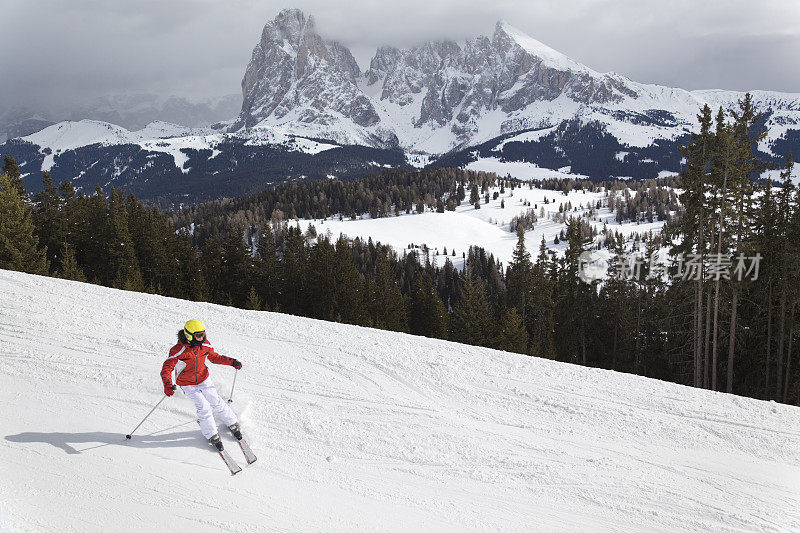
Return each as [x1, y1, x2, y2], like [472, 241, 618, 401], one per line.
[1, 270, 798, 532]
[298, 182, 667, 269]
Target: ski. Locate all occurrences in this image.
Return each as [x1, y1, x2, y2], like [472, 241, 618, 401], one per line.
[217, 448, 242, 475]
[196, 420, 244, 473]
[227, 423, 257, 464]
[235, 436, 258, 465]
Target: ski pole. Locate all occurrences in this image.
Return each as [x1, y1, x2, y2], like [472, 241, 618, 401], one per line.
[228, 369, 238, 403]
[125, 392, 171, 439]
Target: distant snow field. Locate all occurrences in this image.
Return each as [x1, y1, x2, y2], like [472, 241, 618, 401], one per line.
[2, 270, 797, 532]
[465, 158, 590, 182]
[299, 183, 666, 269]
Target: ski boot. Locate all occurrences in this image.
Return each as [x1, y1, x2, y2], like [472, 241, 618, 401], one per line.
[228, 423, 243, 441]
[209, 434, 224, 451]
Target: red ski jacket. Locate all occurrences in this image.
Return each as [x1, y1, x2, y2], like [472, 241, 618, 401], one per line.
[161, 340, 236, 386]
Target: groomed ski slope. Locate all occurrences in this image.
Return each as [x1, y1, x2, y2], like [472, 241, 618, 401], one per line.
[1, 269, 798, 532]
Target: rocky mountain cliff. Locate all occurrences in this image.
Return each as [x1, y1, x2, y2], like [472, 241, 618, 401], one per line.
[234, 10, 389, 146]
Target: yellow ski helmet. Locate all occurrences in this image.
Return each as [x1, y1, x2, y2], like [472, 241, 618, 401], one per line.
[183, 319, 206, 342]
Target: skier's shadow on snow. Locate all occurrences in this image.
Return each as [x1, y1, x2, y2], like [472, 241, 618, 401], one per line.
[5, 423, 209, 454]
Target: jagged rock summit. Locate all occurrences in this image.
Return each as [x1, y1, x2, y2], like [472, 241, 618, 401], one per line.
[235, 9, 391, 146]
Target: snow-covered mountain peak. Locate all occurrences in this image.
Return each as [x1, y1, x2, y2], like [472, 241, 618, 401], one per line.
[493, 20, 595, 76]
[235, 8, 382, 147]
[22, 119, 211, 151]
[23, 120, 136, 152]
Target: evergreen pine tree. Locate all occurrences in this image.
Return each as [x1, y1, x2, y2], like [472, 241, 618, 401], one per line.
[126, 195, 173, 294]
[245, 286, 262, 310]
[32, 172, 67, 274]
[554, 218, 594, 364]
[496, 307, 528, 353]
[723, 93, 771, 393]
[255, 224, 280, 310]
[0, 172, 48, 274]
[371, 250, 408, 332]
[174, 232, 209, 302]
[107, 188, 144, 291]
[408, 272, 448, 338]
[280, 225, 308, 315]
[58, 243, 87, 282]
[3, 156, 27, 202]
[219, 225, 254, 307]
[333, 235, 367, 325]
[673, 104, 714, 388]
[201, 231, 226, 303]
[75, 187, 111, 283]
[527, 237, 556, 358]
[306, 235, 338, 320]
[599, 234, 634, 371]
[450, 266, 493, 347]
[470, 184, 480, 208]
[457, 183, 466, 203]
[506, 226, 533, 318]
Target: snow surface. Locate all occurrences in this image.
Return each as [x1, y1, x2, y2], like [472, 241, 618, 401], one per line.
[1, 270, 798, 532]
[492, 127, 559, 152]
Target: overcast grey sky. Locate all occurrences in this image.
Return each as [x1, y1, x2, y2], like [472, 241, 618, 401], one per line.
[2, 0, 799, 109]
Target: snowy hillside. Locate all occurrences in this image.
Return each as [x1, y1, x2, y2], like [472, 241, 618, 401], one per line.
[21, 119, 340, 174]
[1, 117, 406, 203]
[1, 270, 798, 532]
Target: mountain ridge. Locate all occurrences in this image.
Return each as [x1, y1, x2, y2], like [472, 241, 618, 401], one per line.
[233, 8, 800, 155]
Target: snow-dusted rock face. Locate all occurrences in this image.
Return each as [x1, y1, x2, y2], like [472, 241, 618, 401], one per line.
[364, 21, 639, 141]
[237, 10, 800, 155]
[236, 9, 383, 142]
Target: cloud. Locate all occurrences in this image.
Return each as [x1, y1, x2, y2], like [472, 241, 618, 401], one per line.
[1, 0, 798, 111]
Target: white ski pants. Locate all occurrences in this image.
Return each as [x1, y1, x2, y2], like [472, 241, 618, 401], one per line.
[181, 378, 238, 439]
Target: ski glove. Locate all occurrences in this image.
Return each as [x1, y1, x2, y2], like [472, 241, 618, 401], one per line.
[164, 383, 176, 396]
[231, 359, 242, 370]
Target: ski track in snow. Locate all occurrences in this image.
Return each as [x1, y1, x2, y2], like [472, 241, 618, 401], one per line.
[1, 270, 799, 532]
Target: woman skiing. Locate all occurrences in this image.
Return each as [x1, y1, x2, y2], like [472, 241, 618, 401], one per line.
[161, 319, 243, 451]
